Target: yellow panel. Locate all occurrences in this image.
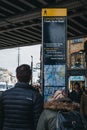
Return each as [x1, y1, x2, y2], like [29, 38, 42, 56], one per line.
[42, 8, 67, 16]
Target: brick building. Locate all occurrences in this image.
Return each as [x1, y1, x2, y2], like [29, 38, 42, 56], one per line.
[67, 37, 87, 91]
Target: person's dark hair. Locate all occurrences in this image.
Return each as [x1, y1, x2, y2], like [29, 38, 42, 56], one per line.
[74, 82, 80, 88]
[16, 64, 32, 83]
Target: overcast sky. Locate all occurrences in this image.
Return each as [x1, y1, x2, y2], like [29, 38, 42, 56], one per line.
[0, 44, 41, 76]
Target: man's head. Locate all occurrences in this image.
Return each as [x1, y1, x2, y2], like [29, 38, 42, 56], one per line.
[16, 64, 32, 83]
[74, 82, 80, 91]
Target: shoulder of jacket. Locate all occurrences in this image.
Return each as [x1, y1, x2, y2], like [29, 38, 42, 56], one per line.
[28, 85, 41, 96]
[29, 85, 38, 91]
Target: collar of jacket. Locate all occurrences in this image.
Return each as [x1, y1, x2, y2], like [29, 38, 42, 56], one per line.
[44, 97, 80, 112]
[15, 82, 32, 89]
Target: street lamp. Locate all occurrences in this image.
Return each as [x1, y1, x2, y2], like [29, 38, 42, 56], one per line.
[31, 56, 33, 85]
[18, 47, 20, 66]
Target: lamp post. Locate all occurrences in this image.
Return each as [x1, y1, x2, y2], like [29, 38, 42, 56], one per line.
[31, 56, 33, 85]
[18, 47, 20, 66]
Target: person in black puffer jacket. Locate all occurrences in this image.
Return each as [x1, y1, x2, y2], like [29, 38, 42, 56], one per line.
[0, 64, 43, 130]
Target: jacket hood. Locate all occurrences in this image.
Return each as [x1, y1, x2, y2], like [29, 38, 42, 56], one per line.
[44, 97, 80, 111]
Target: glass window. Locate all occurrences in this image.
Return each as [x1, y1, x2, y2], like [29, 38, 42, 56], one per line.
[70, 52, 85, 69]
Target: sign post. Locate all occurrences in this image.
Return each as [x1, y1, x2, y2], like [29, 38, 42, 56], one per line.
[42, 8, 67, 101]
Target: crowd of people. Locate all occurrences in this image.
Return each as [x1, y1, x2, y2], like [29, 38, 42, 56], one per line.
[0, 64, 87, 130]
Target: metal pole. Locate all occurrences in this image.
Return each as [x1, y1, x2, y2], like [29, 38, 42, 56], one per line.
[31, 56, 33, 85]
[18, 47, 20, 66]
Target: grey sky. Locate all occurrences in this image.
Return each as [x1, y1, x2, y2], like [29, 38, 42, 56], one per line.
[0, 44, 41, 76]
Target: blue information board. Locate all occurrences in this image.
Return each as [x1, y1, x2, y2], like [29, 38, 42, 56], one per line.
[42, 8, 67, 101]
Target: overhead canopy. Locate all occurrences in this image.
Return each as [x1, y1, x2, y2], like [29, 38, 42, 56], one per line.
[0, 0, 87, 49]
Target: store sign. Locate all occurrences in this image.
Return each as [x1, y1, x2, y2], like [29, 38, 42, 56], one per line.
[42, 8, 67, 101]
[69, 76, 85, 81]
[72, 38, 82, 44]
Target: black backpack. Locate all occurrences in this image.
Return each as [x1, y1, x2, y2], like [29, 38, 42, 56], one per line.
[56, 110, 87, 130]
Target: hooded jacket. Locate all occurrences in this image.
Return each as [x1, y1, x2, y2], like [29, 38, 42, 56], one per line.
[0, 82, 43, 130]
[37, 98, 80, 130]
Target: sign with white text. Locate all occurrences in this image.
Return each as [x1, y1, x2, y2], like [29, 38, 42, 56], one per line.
[42, 8, 67, 102]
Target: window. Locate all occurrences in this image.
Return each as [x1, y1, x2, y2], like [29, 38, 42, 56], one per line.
[70, 52, 85, 69]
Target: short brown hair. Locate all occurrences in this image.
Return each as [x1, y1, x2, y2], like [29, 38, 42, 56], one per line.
[16, 64, 32, 83]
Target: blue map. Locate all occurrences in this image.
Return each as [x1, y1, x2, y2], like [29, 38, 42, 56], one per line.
[44, 65, 65, 86]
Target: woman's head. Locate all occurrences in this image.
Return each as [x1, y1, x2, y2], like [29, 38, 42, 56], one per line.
[53, 90, 66, 100]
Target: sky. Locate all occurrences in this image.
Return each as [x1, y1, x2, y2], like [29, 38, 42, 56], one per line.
[0, 44, 41, 76]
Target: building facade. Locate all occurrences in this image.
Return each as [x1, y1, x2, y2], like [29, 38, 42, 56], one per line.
[67, 37, 87, 91]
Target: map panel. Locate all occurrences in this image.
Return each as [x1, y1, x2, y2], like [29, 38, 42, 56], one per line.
[44, 65, 65, 86]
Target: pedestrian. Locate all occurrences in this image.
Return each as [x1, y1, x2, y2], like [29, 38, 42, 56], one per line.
[36, 90, 80, 130]
[0, 64, 43, 130]
[68, 82, 82, 103]
[80, 87, 87, 121]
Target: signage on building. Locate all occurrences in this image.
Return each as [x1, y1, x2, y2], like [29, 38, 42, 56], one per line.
[72, 38, 82, 44]
[69, 76, 85, 81]
[42, 8, 67, 101]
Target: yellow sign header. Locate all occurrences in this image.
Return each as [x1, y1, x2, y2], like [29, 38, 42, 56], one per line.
[42, 8, 67, 16]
